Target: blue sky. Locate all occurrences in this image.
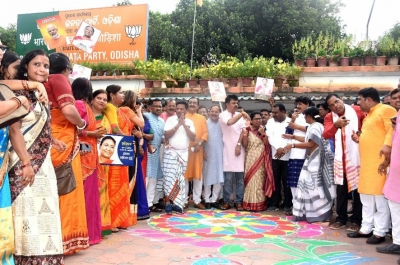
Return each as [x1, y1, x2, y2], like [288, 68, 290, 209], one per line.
[0, 0, 399, 41]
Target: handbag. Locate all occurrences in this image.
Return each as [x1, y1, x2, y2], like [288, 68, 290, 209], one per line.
[0, 84, 30, 128]
[54, 162, 76, 196]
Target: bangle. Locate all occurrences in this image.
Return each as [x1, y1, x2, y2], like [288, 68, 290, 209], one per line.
[78, 129, 87, 137]
[11, 97, 22, 108]
[22, 158, 30, 164]
[77, 120, 86, 130]
[21, 162, 32, 169]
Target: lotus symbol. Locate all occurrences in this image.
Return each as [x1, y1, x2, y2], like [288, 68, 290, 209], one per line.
[20, 33, 32, 45]
[125, 25, 142, 45]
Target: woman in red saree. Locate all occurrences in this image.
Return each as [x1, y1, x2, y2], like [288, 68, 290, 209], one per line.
[105, 85, 144, 230]
[72, 77, 103, 245]
[91, 89, 112, 236]
[242, 111, 274, 211]
[44, 53, 89, 255]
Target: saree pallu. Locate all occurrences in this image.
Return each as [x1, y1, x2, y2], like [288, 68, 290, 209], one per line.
[292, 123, 336, 223]
[8, 96, 64, 264]
[77, 102, 102, 245]
[50, 108, 89, 255]
[243, 130, 274, 211]
[95, 114, 112, 236]
[162, 148, 188, 211]
[108, 107, 137, 228]
[0, 127, 15, 265]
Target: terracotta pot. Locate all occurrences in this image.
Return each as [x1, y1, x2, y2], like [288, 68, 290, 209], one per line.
[305, 58, 316, 67]
[188, 79, 197, 88]
[144, 80, 153, 88]
[388, 57, 399, 65]
[295, 60, 304, 67]
[164, 81, 174, 88]
[376, 56, 387, 66]
[199, 79, 209, 88]
[340, 57, 350, 66]
[241, 77, 253, 87]
[364, 56, 375, 66]
[133, 69, 140, 75]
[328, 60, 338, 67]
[274, 77, 285, 87]
[228, 78, 238, 87]
[351, 58, 361, 66]
[287, 79, 299, 87]
[176, 80, 187, 88]
[153, 80, 162, 88]
[317, 58, 327, 67]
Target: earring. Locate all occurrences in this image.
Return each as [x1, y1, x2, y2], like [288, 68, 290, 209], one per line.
[24, 73, 27, 77]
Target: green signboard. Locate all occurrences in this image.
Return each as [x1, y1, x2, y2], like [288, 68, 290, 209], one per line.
[16, 11, 58, 56]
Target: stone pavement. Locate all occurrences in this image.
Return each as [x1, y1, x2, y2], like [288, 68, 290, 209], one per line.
[65, 209, 399, 265]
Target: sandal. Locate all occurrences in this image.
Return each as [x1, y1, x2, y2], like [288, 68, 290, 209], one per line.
[220, 203, 231, 210]
[149, 205, 162, 213]
[329, 222, 346, 230]
[111, 228, 119, 233]
[347, 223, 360, 232]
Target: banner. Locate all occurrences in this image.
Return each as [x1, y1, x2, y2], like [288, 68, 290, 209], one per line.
[16, 4, 149, 63]
[254, 77, 273, 101]
[69, 64, 92, 80]
[98, 134, 135, 166]
[72, 21, 101, 54]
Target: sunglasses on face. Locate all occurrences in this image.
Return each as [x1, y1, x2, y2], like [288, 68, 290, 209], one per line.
[0, 46, 7, 52]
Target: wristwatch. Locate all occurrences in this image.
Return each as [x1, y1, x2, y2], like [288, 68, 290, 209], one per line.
[237, 143, 241, 146]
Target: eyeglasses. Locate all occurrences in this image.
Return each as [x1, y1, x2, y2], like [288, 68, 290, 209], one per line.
[0, 46, 7, 53]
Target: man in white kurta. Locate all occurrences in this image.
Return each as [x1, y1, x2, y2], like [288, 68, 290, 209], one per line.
[219, 95, 249, 211]
[163, 101, 195, 214]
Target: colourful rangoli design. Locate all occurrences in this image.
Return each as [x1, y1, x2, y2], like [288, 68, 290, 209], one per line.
[148, 210, 299, 240]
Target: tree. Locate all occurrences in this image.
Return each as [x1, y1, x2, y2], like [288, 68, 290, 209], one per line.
[116, 0, 132, 6]
[388, 22, 400, 41]
[0, 24, 17, 52]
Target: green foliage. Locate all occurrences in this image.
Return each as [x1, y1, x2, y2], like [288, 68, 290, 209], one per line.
[330, 48, 342, 62]
[317, 49, 327, 58]
[0, 24, 17, 51]
[377, 35, 400, 57]
[360, 40, 376, 57]
[115, 0, 132, 6]
[388, 22, 400, 41]
[348, 47, 364, 58]
[146, 0, 344, 63]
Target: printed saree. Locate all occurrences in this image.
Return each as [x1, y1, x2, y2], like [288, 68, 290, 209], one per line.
[243, 128, 274, 211]
[8, 91, 64, 264]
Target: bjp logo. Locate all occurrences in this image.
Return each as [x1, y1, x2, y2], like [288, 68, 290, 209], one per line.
[125, 25, 142, 45]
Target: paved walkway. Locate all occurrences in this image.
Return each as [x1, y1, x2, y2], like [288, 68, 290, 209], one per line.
[65, 209, 399, 265]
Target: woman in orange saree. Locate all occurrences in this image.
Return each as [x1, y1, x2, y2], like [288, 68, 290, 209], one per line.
[44, 53, 89, 255]
[72, 78, 103, 245]
[242, 111, 274, 212]
[105, 85, 143, 230]
[91, 89, 112, 236]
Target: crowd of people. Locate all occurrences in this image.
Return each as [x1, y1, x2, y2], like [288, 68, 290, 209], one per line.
[1, 41, 400, 265]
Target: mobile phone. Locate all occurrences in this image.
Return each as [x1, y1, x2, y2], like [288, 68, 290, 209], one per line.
[80, 143, 92, 152]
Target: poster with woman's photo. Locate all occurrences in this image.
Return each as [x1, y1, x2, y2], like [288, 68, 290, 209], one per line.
[72, 21, 101, 54]
[208, 81, 226, 102]
[98, 134, 135, 166]
[69, 64, 92, 80]
[254, 77, 274, 101]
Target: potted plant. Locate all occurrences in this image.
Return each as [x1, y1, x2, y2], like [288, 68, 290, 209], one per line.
[286, 64, 303, 87]
[376, 35, 393, 66]
[338, 37, 352, 66]
[292, 39, 306, 66]
[348, 47, 364, 66]
[133, 60, 153, 88]
[171, 61, 190, 88]
[305, 36, 316, 67]
[329, 48, 341, 66]
[362, 41, 376, 66]
[317, 49, 328, 67]
[239, 58, 255, 86]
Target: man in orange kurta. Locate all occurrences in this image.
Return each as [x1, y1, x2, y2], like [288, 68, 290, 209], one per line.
[347, 88, 397, 245]
[184, 97, 208, 209]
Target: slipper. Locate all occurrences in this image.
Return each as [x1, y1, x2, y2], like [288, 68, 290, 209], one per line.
[150, 205, 162, 213]
[347, 223, 360, 232]
[111, 228, 119, 233]
[329, 222, 345, 230]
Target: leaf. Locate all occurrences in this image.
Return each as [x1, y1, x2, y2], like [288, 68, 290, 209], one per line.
[219, 244, 247, 256]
